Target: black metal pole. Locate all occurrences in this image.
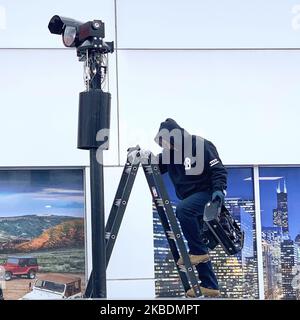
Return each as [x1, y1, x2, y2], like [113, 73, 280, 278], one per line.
[89, 61, 107, 298]
[48, 16, 113, 299]
[90, 148, 106, 298]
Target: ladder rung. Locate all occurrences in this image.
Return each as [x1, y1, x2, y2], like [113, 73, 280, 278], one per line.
[114, 199, 122, 206]
[144, 166, 153, 174]
[155, 198, 164, 206]
[124, 166, 132, 174]
[151, 187, 158, 197]
[179, 266, 187, 273]
[179, 265, 194, 273]
[105, 232, 116, 240]
[166, 231, 175, 240]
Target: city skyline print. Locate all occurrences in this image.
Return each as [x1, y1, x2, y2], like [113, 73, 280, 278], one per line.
[152, 166, 300, 300]
[259, 167, 300, 300]
[153, 167, 259, 299]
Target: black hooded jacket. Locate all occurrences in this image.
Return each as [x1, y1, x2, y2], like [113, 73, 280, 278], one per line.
[154, 118, 227, 200]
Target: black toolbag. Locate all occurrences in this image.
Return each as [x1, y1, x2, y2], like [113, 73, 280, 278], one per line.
[202, 200, 244, 255]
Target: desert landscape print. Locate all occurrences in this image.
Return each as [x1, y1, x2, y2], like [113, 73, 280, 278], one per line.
[0, 169, 86, 299]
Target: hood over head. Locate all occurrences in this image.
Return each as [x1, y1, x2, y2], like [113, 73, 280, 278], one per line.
[154, 118, 190, 149]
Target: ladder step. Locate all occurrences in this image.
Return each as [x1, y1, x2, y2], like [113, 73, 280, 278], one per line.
[144, 166, 153, 174]
[114, 199, 122, 206]
[155, 198, 164, 206]
[151, 187, 159, 197]
[114, 199, 127, 206]
[124, 166, 132, 174]
[105, 232, 116, 240]
[166, 231, 175, 240]
[178, 265, 194, 273]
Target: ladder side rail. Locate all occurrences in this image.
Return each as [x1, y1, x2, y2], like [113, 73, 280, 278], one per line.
[147, 161, 202, 297]
[142, 164, 191, 293]
[105, 162, 135, 233]
[105, 162, 140, 265]
[85, 160, 140, 297]
[84, 272, 93, 298]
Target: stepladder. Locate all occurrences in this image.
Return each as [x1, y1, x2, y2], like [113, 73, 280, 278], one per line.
[85, 145, 203, 298]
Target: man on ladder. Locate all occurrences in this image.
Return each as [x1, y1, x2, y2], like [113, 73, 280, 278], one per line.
[154, 118, 227, 298]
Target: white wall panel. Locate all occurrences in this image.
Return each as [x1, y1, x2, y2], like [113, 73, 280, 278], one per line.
[0, 49, 118, 166]
[0, 1, 299, 300]
[103, 167, 155, 280]
[117, 0, 300, 49]
[117, 50, 300, 165]
[0, 0, 114, 48]
[107, 279, 155, 299]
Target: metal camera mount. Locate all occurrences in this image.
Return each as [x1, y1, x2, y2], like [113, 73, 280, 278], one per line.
[48, 15, 114, 298]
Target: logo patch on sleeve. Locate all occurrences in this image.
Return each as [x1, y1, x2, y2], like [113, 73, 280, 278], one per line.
[209, 159, 219, 167]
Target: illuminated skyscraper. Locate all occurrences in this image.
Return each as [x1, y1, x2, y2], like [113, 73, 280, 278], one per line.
[293, 235, 300, 299]
[210, 247, 244, 298]
[153, 198, 259, 298]
[281, 239, 296, 299]
[262, 227, 283, 299]
[262, 179, 299, 300]
[273, 180, 289, 236]
[209, 198, 258, 299]
[153, 203, 184, 297]
[262, 240, 274, 298]
[295, 234, 300, 265]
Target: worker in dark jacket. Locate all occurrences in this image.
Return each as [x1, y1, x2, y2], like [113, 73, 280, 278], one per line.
[154, 118, 227, 298]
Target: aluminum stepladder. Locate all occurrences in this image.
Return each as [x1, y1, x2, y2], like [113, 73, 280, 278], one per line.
[85, 145, 202, 298]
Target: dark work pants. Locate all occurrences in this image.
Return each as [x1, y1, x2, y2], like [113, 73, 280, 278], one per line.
[176, 191, 219, 290]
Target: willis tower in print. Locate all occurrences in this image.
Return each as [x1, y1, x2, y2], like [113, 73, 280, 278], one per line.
[273, 180, 289, 236]
[275, 180, 296, 299]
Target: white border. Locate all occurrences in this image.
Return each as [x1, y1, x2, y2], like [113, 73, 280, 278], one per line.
[253, 165, 265, 300]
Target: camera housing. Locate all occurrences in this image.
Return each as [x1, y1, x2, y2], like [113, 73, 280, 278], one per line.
[48, 15, 113, 54]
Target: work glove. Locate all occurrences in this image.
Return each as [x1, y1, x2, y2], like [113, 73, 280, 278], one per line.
[212, 190, 225, 206]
